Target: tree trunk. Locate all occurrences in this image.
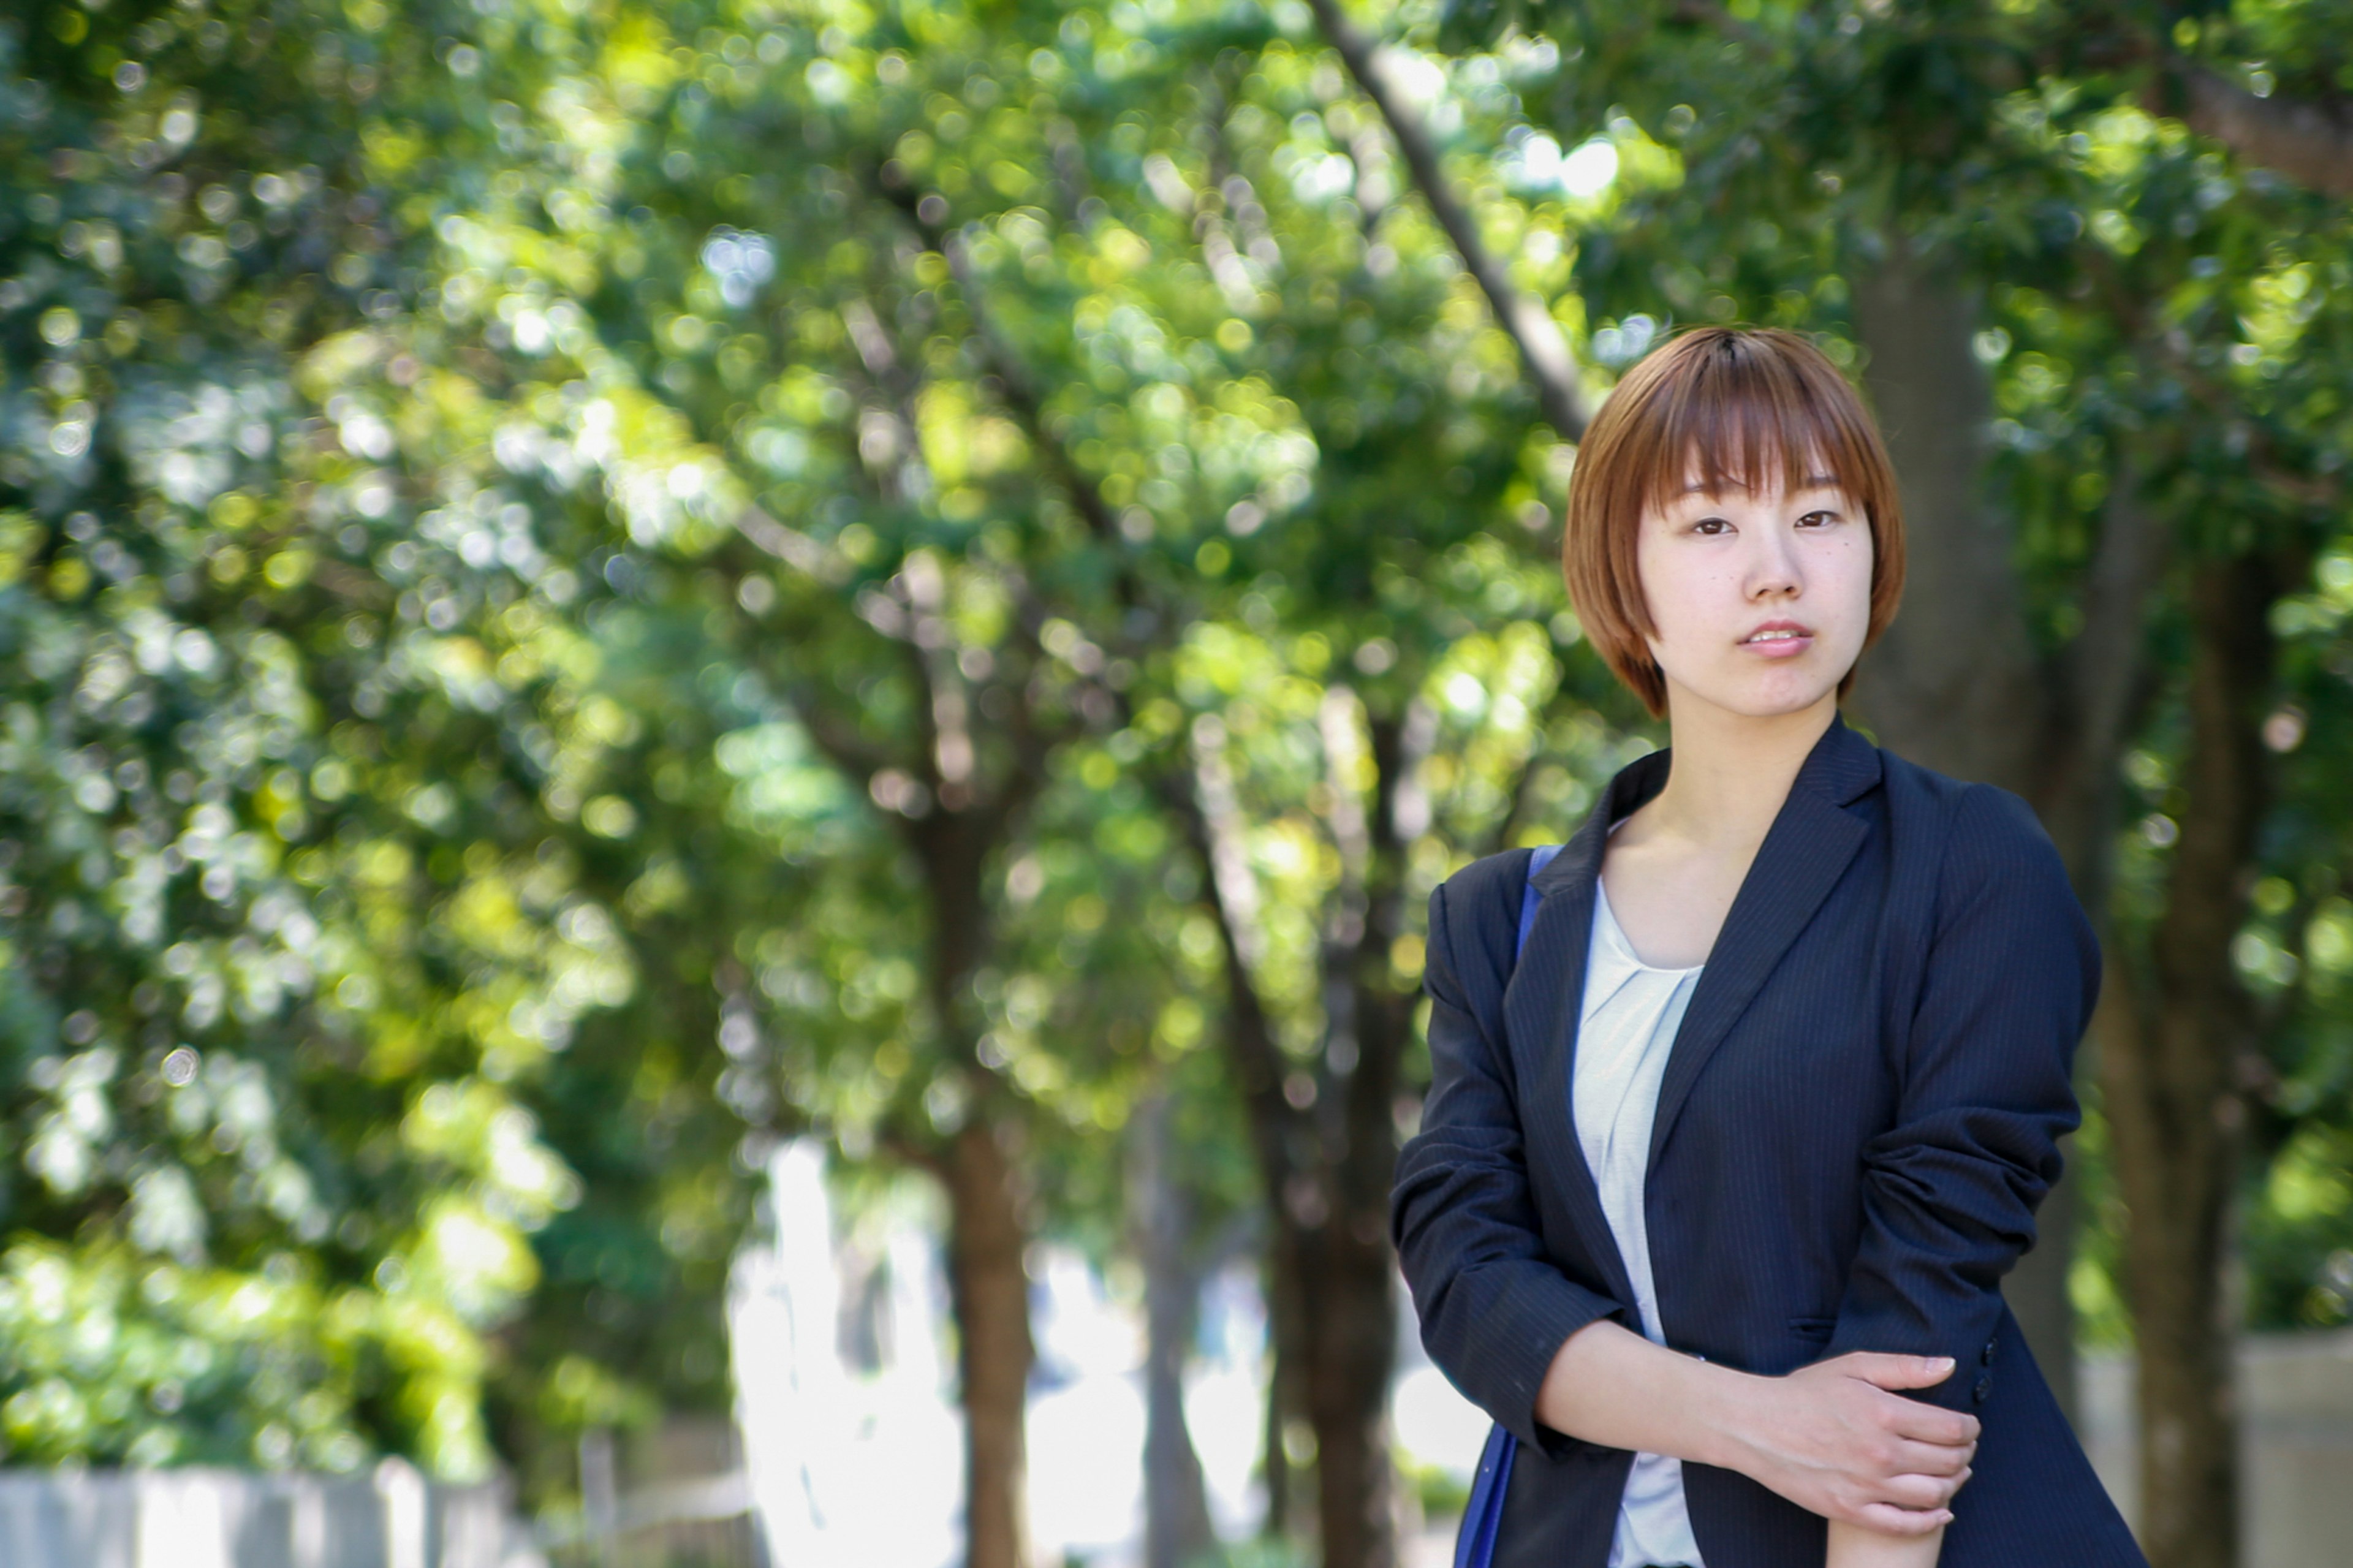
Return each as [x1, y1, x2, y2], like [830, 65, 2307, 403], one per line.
[1298, 1232, 1395, 1568]
[915, 804, 1041, 1568]
[946, 1116, 1037, 1568]
[1133, 1089, 1218, 1568]
[1844, 253, 2049, 790]
[1168, 694, 1420, 1568]
[2099, 553, 2280, 1568]
[1167, 725, 1312, 1549]
[1262, 1241, 1304, 1541]
[1846, 267, 2163, 886]
[794, 260, 1055, 1568]
[1250, 1142, 1324, 1561]
[1301, 703, 1423, 1568]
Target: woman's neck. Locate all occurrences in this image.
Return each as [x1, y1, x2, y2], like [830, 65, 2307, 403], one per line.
[1639, 687, 1841, 855]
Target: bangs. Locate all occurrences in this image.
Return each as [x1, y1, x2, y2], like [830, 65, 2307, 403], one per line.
[1629, 336, 1885, 524]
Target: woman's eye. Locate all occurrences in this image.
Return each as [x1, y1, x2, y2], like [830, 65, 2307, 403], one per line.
[1797, 510, 1835, 528]
[1693, 517, 1731, 536]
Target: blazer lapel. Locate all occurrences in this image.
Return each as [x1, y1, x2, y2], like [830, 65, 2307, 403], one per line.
[1505, 746, 1672, 1312]
[1644, 713, 1880, 1169]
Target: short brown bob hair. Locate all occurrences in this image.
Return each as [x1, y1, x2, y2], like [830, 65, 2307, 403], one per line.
[1563, 326, 1907, 718]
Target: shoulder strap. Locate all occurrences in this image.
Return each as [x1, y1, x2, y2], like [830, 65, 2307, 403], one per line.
[1452, 1421, 1515, 1568]
[1514, 844, 1563, 964]
[1453, 841, 1559, 1568]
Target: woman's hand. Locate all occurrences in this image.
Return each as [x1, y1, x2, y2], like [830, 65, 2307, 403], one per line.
[1720, 1352, 1978, 1534]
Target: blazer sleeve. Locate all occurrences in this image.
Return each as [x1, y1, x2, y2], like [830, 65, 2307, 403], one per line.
[1822, 782, 2097, 1411]
[1392, 870, 1627, 1456]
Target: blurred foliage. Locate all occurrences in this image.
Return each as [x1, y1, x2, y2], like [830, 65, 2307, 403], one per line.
[2, 0, 2352, 1531]
[0, 0, 779, 1488]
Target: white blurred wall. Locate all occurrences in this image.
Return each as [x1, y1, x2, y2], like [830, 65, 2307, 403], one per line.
[0, 1461, 533, 1568]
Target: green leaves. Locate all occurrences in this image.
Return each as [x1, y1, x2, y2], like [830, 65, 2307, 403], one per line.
[15, 0, 2347, 1536]
[0, 0, 1626, 1500]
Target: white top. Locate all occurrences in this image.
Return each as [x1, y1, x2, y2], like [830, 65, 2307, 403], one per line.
[1577, 849, 1708, 1568]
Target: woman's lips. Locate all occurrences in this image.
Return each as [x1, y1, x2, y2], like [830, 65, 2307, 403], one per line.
[1740, 630, 1813, 658]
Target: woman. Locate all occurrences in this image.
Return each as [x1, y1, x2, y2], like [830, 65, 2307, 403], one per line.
[1392, 327, 2145, 1568]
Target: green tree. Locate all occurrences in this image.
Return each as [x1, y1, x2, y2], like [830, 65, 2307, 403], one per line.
[0, 0, 783, 1494]
[0, 0, 613, 1478]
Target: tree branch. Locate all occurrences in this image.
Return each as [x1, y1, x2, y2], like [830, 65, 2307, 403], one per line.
[1305, 0, 1591, 440]
[2032, 457, 2166, 900]
[784, 680, 901, 790]
[873, 178, 1134, 559]
[733, 504, 851, 586]
[2163, 62, 2353, 198]
[2058, 8, 2353, 197]
[1153, 732, 1302, 1187]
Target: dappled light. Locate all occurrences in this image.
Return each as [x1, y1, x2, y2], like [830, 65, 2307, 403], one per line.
[4, 1, 2353, 1566]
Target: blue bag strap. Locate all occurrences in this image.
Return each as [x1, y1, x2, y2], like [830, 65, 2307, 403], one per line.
[1452, 1421, 1517, 1568]
[1516, 843, 1562, 962]
[1454, 843, 1559, 1568]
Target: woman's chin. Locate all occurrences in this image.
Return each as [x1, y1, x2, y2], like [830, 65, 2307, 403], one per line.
[1669, 669, 1842, 721]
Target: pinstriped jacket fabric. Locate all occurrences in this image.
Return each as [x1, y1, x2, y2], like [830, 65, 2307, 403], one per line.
[1393, 710, 2146, 1568]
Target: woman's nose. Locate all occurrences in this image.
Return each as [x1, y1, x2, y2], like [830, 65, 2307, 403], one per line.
[1747, 524, 1803, 596]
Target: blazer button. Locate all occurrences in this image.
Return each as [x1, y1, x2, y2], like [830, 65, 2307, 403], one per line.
[1982, 1339, 1996, 1366]
[1972, 1377, 1990, 1404]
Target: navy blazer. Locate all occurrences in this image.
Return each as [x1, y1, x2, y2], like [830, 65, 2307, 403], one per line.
[1393, 711, 2145, 1567]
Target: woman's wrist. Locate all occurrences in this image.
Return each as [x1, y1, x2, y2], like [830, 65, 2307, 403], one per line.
[1635, 1347, 1771, 1474]
[1679, 1358, 1776, 1473]
[1825, 1518, 1946, 1568]
[1533, 1318, 1773, 1470]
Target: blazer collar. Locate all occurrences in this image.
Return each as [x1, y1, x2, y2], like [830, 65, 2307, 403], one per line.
[1530, 707, 1882, 900]
[1502, 710, 1882, 1305]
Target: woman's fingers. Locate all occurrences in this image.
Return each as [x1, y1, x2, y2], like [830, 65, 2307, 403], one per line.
[1848, 1501, 1955, 1537]
[1881, 1396, 1980, 1449]
[1889, 1436, 1974, 1477]
[1827, 1351, 1981, 1455]
[1870, 1465, 1971, 1510]
[1840, 1351, 1959, 1392]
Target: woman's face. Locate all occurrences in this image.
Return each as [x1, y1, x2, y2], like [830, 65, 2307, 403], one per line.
[1635, 453, 1874, 719]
